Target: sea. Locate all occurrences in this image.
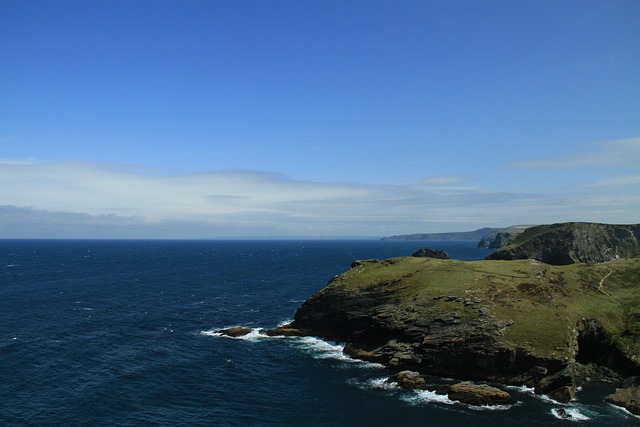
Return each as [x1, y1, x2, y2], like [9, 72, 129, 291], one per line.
[1, 239, 638, 426]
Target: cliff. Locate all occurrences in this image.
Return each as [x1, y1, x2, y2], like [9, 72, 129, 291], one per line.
[486, 222, 640, 265]
[285, 255, 640, 406]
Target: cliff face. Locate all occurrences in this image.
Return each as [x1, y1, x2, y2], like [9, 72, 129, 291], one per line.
[289, 255, 640, 402]
[486, 222, 640, 265]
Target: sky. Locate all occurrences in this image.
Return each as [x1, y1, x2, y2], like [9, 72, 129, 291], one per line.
[1, 0, 639, 239]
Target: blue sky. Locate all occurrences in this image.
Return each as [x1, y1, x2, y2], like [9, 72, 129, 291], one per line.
[1, 0, 639, 238]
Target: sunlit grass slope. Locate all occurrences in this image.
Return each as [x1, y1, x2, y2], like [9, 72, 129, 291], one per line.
[330, 257, 640, 358]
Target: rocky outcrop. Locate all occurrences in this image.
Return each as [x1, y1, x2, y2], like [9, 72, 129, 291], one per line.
[412, 248, 450, 259]
[477, 239, 490, 248]
[606, 377, 640, 415]
[387, 370, 426, 389]
[446, 382, 516, 406]
[488, 232, 517, 249]
[386, 371, 515, 406]
[216, 327, 253, 337]
[286, 254, 640, 407]
[486, 222, 640, 265]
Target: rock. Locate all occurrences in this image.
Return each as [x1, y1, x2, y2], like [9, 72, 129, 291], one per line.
[260, 326, 308, 337]
[477, 239, 490, 248]
[387, 370, 426, 390]
[486, 222, 640, 265]
[446, 382, 516, 406]
[216, 327, 253, 337]
[287, 243, 640, 407]
[605, 385, 640, 415]
[535, 365, 576, 403]
[488, 232, 517, 248]
[412, 248, 450, 259]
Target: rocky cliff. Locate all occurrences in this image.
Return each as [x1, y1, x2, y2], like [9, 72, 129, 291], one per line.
[486, 222, 640, 265]
[282, 254, 640, 409]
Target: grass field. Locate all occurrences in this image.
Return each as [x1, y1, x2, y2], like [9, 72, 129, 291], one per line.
[331, 257, 640, 358]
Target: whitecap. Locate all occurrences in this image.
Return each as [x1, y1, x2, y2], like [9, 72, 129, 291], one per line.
[402, 389, 455, 406]
[504, 384, 536, 395]
[367, 376, 400, 391]
[401, 388, 515, 411]
[277, 319, 294, 327]
[292, 336, 384, 368]
[200, 327, 267, 342]
[551, 407, 591, 421]
[606, 402, 640, 419]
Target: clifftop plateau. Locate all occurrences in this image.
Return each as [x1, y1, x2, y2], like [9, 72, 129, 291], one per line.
[286, 255, 640, 408]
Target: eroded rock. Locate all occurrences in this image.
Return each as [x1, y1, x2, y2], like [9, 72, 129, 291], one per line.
[605, 384, 640, 415]
[446, 382, 516, 406]
[216, 327, 253, 337]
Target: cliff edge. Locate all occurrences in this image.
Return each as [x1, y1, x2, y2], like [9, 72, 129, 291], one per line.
[486, 222, 640, 265]
[286, 256, 640, 406]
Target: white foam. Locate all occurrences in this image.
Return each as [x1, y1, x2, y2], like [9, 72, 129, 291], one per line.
[607, 402, 640, 419]
[277, 319, 294, 327]
[367, 377, 401, 391]
[504, 384, 536, 395]
[551, 407, 591, 421]
[402, 388, 513, 411]
[200, 327, 267, 342]
[402, 389, 455, 406]
[292, 336, 384, 368]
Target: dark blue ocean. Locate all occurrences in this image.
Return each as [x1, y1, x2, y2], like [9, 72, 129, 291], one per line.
[1, 240, 637, 426]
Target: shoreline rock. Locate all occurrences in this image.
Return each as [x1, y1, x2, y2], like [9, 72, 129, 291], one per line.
[216, 327, 253, 338]
[386, 371, 516, 406]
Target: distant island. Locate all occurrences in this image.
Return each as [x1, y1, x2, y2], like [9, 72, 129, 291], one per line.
[230, 222, 640, 413]
[381, 225, 534, 249]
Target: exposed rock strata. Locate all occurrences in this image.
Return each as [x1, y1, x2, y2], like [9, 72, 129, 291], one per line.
[286, 251, 640, 407]
[488, 232, 517, 249]
[487, 222, 640, 265]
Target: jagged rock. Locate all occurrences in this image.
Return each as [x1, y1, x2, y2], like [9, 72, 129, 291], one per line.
[260, 326, 309, 337]
[287, 238, 640, 407]
[477, 239, 490, 248]
[489, 232, 517, 248]
[446, 382, 516, 406]
[535, 365, 576, 403]
[486, 222, 640, 265]
[606, 384, 640, 415]
[216, 327, 253, 337]
[387, 370, 426, 389]
[412, 248, 450, 259]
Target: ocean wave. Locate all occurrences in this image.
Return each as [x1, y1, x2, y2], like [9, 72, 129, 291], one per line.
[551, 407, 591, 421]
[200, 325, 384, 369]
[200, 327, 267, 342]
[292, 336, 384, 369]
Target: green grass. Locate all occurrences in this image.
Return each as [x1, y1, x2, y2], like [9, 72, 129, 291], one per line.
[331, 257, 640, 358]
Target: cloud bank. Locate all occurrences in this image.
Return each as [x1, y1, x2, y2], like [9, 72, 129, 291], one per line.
[1, 144, 638, 239]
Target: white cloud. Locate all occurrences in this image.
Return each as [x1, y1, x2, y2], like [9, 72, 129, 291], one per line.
[0, 161, 637, 238]
[587, 174, 640, 187]
[509, 136, 640, 169]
